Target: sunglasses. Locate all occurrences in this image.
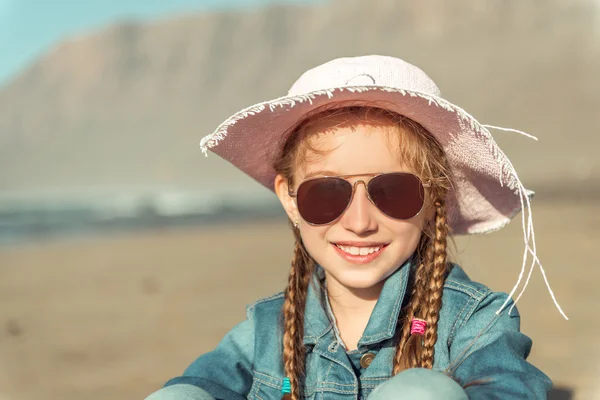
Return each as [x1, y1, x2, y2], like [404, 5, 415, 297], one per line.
[288, 172, 431, 225]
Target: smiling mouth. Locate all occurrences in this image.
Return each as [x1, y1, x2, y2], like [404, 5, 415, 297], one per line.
[334, 244, 384, 255]
[331, 242, 389, 263]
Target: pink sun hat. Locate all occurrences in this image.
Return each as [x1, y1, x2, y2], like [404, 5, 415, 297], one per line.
[199, 55, 534, 236]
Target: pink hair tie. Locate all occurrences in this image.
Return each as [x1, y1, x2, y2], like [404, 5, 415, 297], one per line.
[410, 318, 427, 335]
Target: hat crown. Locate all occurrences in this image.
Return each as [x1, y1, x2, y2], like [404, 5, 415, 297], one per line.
[288, 55, 441, 97]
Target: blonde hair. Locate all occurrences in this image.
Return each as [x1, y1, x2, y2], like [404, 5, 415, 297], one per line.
[273, 105, 453, 399]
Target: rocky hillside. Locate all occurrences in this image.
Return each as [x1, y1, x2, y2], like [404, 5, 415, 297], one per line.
[0, 0, 598, 199]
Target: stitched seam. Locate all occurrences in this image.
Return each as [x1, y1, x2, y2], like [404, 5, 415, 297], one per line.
[314, 386, 357, 394]
[324, 361, 334, 382]
[448, 296, 472, 345]
[319, 381, 355, 387]
[252, 371, 281, 389]
[359, 377, 392, 391]
[254, 382, 264, 400]
[304, 324, 332, 342]
[444, 280, 489, 300]
[360, 332, 385, 339]
[246, 292, 285, 314]
[253, 375, 280, 390]
[248, 380, 257, 399]
[360, 377, 392, 381]
[459, 296, 482, 331]
[444, 281, 480, 298]
[316, 389, 356, 394]
[386, 271, 404, 336]
[253, 370, 280, 382]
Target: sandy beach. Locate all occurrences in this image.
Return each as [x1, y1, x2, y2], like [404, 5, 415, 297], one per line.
[0, 200, 596, 400]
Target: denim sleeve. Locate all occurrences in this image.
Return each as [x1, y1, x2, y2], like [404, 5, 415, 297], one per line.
[161, 312, 255, 400]
[448, 292, 552, 399]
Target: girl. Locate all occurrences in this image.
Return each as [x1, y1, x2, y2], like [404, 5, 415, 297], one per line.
[146, 55, 559, 399]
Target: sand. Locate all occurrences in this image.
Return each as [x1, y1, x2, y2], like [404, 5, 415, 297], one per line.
[0, 200, 597, 400]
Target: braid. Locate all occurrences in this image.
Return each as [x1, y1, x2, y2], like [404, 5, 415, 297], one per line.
[392, 236, 432, 373]
[421, 201, 449, 368]
[282, 225, 313, 400]
[393, 200, 449, 373]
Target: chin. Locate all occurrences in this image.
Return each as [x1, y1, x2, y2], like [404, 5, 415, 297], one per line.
[330, 268, 392, 291]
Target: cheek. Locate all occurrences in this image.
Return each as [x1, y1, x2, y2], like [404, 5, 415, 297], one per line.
[298, 225, 330, 260]
[388, 218, 426, 248]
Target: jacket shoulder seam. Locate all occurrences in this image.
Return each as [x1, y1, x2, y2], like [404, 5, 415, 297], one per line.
[447, 294, 478, 345]
[444, 279, 490, 301]
[246, 292, 285, 317]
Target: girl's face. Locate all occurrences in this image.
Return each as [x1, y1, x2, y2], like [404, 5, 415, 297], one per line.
[275, 115, 429, 294]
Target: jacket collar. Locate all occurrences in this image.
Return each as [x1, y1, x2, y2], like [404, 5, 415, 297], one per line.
[303, 258, 412, 347]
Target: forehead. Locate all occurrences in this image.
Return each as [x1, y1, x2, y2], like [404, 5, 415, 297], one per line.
[295, 117, 410, 179]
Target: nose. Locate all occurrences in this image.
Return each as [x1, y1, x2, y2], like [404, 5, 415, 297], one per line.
[340, 181, 378, 235]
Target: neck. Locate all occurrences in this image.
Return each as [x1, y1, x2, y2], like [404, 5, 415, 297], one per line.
[326, 276, 384, 313]
[324, 273, 385, 350]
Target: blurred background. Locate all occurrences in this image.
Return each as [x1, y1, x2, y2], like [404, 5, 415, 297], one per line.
[0, 0, 598, 399]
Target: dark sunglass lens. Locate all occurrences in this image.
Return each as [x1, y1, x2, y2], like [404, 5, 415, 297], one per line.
[368, 173, 425, 220]
[297, 178, 352, 225]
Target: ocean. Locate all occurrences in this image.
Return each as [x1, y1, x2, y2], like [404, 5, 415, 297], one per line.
[0, 189, 285, 246]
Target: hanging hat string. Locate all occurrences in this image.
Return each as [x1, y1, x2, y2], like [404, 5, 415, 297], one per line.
[483, 125, 568, 320]
[482, 124, 539, 141]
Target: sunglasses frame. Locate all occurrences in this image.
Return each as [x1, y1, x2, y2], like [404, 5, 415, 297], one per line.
[288, 172, 432, 226]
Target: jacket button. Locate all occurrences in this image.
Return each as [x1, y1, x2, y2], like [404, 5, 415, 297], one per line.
[360, 352, 376, 368]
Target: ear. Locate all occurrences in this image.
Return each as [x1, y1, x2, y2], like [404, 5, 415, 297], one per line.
[274, 174, 299, 223]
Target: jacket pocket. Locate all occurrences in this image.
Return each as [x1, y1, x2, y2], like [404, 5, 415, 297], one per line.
[248, 371, 321, 400]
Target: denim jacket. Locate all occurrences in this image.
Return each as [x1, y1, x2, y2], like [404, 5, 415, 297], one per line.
[163, 262, 552, 399]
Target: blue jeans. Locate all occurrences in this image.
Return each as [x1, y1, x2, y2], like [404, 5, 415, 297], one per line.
[368, 368, 468, 399]
[145, 384, 215, 400]
[145, 368, 468, 399]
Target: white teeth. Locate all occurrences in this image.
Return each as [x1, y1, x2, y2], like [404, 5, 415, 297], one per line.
[336, 245, 382, 255]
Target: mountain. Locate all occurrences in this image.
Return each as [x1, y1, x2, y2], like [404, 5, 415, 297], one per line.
[0, 0, 599, 200]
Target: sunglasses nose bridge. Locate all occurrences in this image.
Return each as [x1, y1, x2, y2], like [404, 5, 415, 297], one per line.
[349, 179, 379, 213]
[352, 179, 375, 204]
[352, 179, 367, 192]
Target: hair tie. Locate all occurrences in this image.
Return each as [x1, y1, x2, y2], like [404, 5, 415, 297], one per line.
[410, 318, 427, 335]
[281, 377, 291, 399]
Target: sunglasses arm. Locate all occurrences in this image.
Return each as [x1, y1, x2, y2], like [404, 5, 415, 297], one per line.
[287, 180, 298, 197]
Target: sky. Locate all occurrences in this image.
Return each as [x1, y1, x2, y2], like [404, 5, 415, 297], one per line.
[0, 0, 317, 85]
